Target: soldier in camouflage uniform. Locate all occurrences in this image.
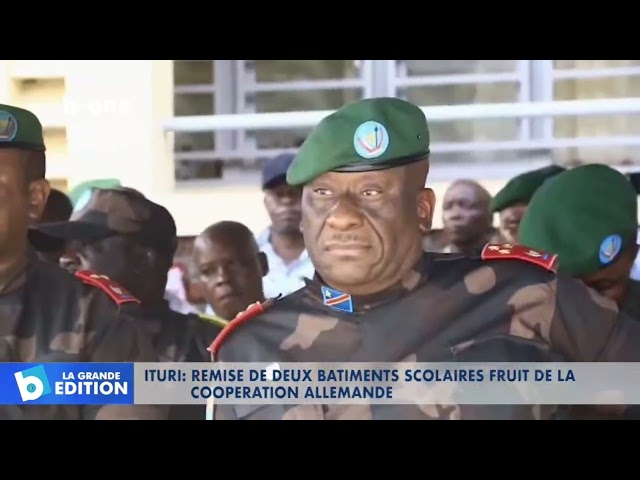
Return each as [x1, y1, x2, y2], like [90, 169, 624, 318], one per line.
[209, 97, 640, 421]
[518, 164, 640, 420]
[0, 104, 168, 420]
[30, 187, 223, 419]
[519, 164, 640, 318]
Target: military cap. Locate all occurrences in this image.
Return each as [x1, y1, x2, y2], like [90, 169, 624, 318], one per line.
[490, 165, 565, 213]
[29, 187, 177, 258]
[0, 104, 45, 151]
[262, 153, 294, 189]
[69, 178, 121, 210]
[286, 97, 430, 186]
[518, 164, 638, 276]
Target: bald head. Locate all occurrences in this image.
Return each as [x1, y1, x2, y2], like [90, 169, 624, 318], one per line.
[445, 180, 491, 207]
[442, 179, 493, 252]
[194, 221, 266, 320]
[196, 221, 260, 254]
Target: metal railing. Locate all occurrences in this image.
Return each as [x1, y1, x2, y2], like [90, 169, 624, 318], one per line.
[165, 98, 640, 157]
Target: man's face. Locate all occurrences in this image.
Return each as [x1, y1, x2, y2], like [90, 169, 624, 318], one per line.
[301, 167, 434, 294]
[264, 181, 303, 234]
[0, 149, 48, 261]
[499, 203, 528, 244]
[580, 246, 637, 305]
[194, 237, 264, 320]
[442, 183, 490, 245]
[61, 236, 143, 290]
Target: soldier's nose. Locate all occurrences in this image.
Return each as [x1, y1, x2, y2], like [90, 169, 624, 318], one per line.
[326, 200, 364, 231]
[59, 255, 80, 273]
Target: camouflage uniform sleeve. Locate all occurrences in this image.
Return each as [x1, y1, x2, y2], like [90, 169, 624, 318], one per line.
[81, 292, 169, 420]
[510, 273, 640, 361]
[552, 275, 640, 361]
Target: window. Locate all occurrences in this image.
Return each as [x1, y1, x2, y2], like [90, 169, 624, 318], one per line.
[392, 60, 529, 163]
[170, 60, 640, 183]
[173, 60, 217, 181]
[241, 60, 366, 152]
[172, 60, 367, 182]
[552, 60, 640, 163]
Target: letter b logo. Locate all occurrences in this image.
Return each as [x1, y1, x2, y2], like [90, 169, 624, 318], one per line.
[15, 365, 51, 402]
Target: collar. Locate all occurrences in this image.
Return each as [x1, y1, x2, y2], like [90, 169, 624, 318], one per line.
[303, 254, 429, 315]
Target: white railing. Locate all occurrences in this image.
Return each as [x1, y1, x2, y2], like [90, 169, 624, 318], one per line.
[165, 98, 640, 132]
[164, 98, 640, 157]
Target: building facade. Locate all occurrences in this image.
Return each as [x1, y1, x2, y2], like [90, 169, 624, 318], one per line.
[1, 60, 639, 235]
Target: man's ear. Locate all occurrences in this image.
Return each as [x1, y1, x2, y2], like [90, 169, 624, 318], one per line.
[417, 187, 436, 234]
[28, 179, 50, 223]
[258, 251, 269, 277]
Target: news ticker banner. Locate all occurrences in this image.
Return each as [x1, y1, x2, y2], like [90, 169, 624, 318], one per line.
[8, 362, 640, 406]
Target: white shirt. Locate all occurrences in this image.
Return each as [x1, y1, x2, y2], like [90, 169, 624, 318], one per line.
[256, 227, 315, 299]
[164, 266, 198, 314]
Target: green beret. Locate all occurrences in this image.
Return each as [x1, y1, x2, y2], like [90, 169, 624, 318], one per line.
[287, 97, 430, 186]
[69, 178, 121, 210]
[0, 104, 45, 151]
[519, 164, 637, 276]
[490, 165, 565, 213]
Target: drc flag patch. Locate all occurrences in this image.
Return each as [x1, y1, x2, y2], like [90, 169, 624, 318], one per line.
[321, 285, 354, 313]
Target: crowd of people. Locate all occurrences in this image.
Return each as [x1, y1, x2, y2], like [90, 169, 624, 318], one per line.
[4, 95, 640, 420]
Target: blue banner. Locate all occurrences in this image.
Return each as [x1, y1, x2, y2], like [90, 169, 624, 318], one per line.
[0, 363, 134, 405]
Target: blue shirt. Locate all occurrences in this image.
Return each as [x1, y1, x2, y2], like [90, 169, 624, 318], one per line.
[256, 227, 315, 299]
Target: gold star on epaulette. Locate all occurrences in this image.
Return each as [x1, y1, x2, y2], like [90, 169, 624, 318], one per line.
[487, 244, 512, 254]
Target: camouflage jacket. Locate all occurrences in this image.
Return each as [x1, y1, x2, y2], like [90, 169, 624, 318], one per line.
[141, 301, 222, 363]
[621, 280, 640, 321]
[212, 247, 640, 420]
[141, 302, 222, 420]
[565, 279, 640, 420]
[0, 255, 169, 420]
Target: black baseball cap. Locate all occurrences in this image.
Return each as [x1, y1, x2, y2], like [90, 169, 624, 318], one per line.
[29, 187, 178, 258]
[262, 153, 295, 190]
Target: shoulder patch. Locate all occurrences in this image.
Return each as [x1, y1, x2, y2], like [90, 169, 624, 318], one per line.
[480, 243, 558, 273]
[208, 299, 275, 360]
[75, 270, 141, 305]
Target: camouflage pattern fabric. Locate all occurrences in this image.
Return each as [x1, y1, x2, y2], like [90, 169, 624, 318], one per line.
[141, 305, 222, 420]
[28, 187, 176, 257]
[213, 250, 640, 420]
[0, 254, 168, 420]
[620, 279, 640, 321]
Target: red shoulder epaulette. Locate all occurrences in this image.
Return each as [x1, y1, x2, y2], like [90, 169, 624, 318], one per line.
[208, 300, 273, 360]
[480, 243, 558, 273]
[75, 270, 141, 306]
